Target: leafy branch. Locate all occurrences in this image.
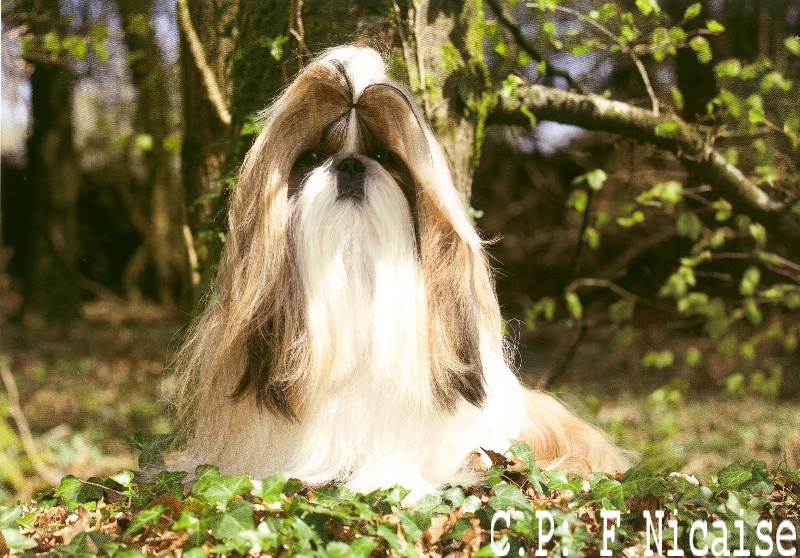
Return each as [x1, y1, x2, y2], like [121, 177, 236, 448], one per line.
[490, 84, 799, 237]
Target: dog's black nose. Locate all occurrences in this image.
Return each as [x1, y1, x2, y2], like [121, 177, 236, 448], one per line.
[336, 157, 365, 177]
[336, 157, 366, 201]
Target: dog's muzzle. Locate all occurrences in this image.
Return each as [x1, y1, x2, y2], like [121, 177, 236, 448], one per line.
[335, 157, 366, 202]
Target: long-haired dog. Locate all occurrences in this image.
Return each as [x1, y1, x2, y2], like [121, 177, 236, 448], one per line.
[173, 45, 628, 498]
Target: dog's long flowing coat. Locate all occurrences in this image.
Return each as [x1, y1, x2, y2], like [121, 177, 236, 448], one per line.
[174, 46, 628, 497]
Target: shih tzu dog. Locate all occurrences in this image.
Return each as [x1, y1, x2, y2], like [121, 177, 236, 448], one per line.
[173, 45, 628, 498]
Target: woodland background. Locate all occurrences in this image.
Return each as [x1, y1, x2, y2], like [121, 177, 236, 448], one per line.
[1, 0, 799, 505]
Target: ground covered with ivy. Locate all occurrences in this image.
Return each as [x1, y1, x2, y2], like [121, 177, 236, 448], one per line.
[1, 446, 798, 557]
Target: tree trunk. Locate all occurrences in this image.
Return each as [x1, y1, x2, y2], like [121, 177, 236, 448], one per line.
[118, 1, 186, 308]
[21, 61, 83, 328]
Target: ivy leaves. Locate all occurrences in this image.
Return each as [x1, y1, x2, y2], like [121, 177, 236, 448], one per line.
[3, 451, 795, 557]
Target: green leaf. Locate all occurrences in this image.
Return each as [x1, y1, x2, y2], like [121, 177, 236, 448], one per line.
[268, 35, 289, 61]
[128, 14, 150, 38]
[163, 132, 182, 152]
[642, 350, 674, 369]
[134, 134, 153, 151]
[110, 470, 135, 488]
[685, 347, 702, 366]
[714, 59, 741, 78]
[250, 473, 288, 504]
[676, 212, 702, 239]
[123, 504, 165, 538]
[785, 36, 800, 56]
[683, 2, 701, 20]
[583, 226, 600, 249]
[739, 267, 761, 296]
[747, 94, 766, 124]
[743, 298, 762, 325]
[488, 483, 532, 512]
[191, 466, 252, 510]
[43, 31, 61, 53]
[347, 537, 378, 557]
[94, 42, 109, 63]
[546, 470, 582, 492]
[442, 486, 465, 507]
[565, 292, 583, 320]
[500, 75, 517, 98]
[760, 71, 792, 92]
[638, 180, 683, 206]
[635, 0, 660, 16]
[585, 478, 626, 510]
[62, 35, 87, 60]
[706, 19, 725, 32]
[376, 523, 406, 555]
[670, 86, 684, 110]
[654, 121, 677, 138]
[398, 510, 430, 544]
[617, 210, 645, 228]
[689, 36, 712, 63]
[566, 189, 588, 213]
[208, 500, 255, 539]
[608, 299, 635, 323]
[586, 169, 607, 191]
[54, 475, 103, 507]
[749, 223, 767, 246]
[0, 505, 24, 528]
[509, 441, 547, 493]
[678, 292, 708, 314]
[1, 527, 37, 551]
[171, 509, 200, 532]
[712, 199, 733, 221]
[717, 462, 753, 489]
[723, 147, 739, 166]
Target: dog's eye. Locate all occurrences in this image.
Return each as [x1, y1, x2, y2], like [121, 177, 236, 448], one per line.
[369, 148, 393, 164]
[295, 149, 323, 167]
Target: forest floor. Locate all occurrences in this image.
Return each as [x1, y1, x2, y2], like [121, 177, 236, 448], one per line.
[1, 301, 799, 504]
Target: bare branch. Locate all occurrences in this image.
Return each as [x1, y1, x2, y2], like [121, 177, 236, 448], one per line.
[176, 0, 231, 126]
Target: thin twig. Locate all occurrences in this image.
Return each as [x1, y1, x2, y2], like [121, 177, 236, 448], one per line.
[78, 478, 125, 497]
[288, 0, 310, 64]
[536, 325, 587, 389]
[176, 0, 231, 125]
[567, 188, 594, 277]
[0, 362, 62, 486]
[485, 0, 586, 94]
[566, 277, 657, 307]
